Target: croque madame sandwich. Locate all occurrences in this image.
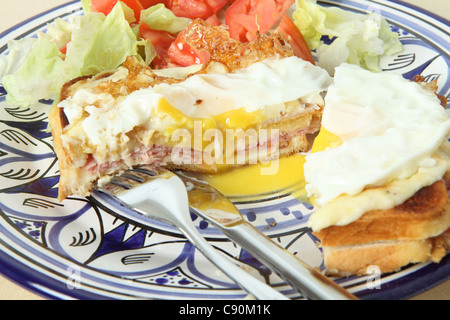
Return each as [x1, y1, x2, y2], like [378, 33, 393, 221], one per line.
[304, 64, 450, 276]
[49, 19, 331, 201]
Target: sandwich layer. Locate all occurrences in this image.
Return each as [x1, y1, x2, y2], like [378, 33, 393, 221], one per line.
[313, 180, 450, 246]
[313, 180, 450, 276]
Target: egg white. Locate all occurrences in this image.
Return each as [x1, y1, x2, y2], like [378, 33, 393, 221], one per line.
[305, 63, 450, 230]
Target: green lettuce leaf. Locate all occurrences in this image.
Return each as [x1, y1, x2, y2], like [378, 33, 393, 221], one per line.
[141, 4, 191, 34]
[1, 35, 65, 107]
[293, 0, 403, 74]
[64, 3, 143, 78]
[1, 2, 145, 107]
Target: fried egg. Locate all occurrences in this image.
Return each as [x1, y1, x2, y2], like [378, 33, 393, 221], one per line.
[304, 63, 450, 230]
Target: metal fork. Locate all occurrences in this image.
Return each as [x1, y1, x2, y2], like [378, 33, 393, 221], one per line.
[174, 170, 358, 300]
[93, 166, 289, 300]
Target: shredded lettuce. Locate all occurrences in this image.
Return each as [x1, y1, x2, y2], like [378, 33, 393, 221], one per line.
[1, 36, 65, 107]
[45, 18, 74, 50]
[0, 18, 73, 107]
[293, 0, 402, 74]
[1, 2, 145, 107]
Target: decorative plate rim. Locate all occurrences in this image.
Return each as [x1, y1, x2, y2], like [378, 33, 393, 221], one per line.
[0, 0, 449, 300]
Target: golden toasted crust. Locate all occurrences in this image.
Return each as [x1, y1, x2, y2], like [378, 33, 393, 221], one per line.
[314, 180, 450, 246]
[322, 236, 448, 277]
[314, 180, 450, 276]
[414, 75, 448, 107]
[48, 104, 71, 201]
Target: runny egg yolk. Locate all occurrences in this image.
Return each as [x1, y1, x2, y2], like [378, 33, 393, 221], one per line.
[310, 126, 342, 154]
[155, 97, 269, 167]
[155, 98, 342, 202]
[204, 126, 342, 202]
[205, 154, 308, 199]
[154, 97, 264, 137]
[214, 108, 265, 130]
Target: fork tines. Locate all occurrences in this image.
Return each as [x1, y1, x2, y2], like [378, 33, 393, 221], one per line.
[100, 166, 160, 195]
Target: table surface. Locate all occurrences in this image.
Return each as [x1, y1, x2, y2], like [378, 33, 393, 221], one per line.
[0, 0, 449, 300]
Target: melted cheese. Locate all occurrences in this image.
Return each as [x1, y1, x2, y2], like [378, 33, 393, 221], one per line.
[307, 154, 449, 231]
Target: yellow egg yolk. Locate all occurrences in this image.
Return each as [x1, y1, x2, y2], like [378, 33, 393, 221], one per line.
[154, 98, 264, 150]
[204, 126, 343, 201]
[311, 126, 342, 153]
[204, 154, 307, 201]
[156, 99, 343, 202]
[155, 98, 263, 133]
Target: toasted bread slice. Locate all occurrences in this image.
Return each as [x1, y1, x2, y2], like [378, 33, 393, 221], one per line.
[313, 180, 450, 276]
[321, 236, 449, 277]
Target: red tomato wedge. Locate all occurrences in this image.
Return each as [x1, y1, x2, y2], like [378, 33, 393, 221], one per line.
[90, 0, 143, 22]
[167, 31, 210, 67]
[225, 0, 294, 42]
[276, 14, 315, 64]
[205, 14, 222, 26]
[168, 0, 230, 20]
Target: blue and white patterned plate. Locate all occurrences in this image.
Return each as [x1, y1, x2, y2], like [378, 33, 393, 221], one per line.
[0, 0, 448, 300]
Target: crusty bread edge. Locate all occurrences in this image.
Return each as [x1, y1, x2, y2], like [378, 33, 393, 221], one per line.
[313, 180, 450, 246]
[48, 104, 72, 201]
[314, 181, 450, 276]
[321, 235, 449, 277]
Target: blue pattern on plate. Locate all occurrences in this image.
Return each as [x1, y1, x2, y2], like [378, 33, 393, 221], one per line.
[0, 0, 448, 300]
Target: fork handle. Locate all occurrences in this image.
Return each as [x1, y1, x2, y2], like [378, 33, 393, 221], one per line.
[179, 224, 289, 300]
[221, 222, 358, 300]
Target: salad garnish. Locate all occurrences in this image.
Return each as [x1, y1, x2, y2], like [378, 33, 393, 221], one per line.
[293, 0, 402, 74]
[0, 0, 402, 108]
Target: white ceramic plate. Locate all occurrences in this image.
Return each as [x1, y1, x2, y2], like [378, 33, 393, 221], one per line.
[0, 0, 448, 300]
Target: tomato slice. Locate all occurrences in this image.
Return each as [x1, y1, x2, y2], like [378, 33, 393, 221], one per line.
[139, 21, 177, 68]
[225, 0, 294, 42]
[276, 14, 315, 64]
[167, 31, 210, 67]
[168, 0, 229, 20]
[90, 0, 143, 22]
[139, 0, 168, 8]
[60, 42, 68, 55]
[205, 14, 222, 26]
